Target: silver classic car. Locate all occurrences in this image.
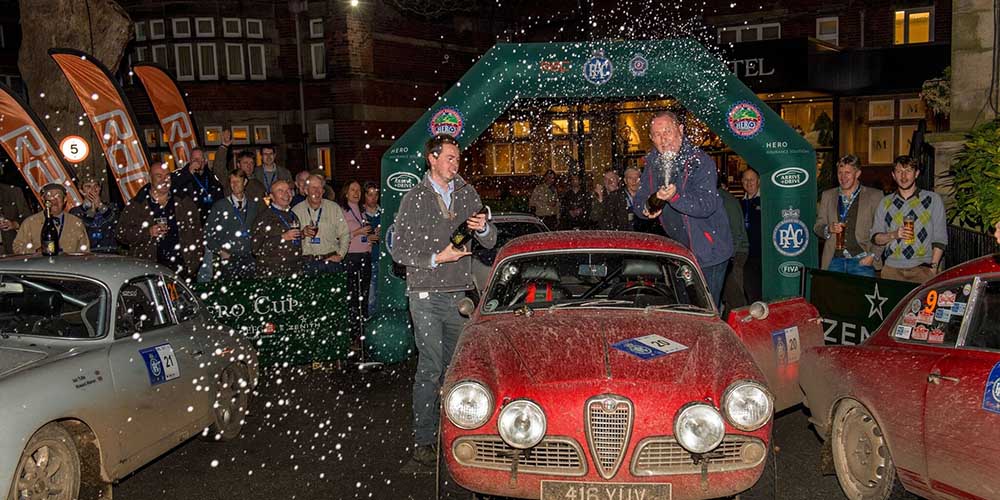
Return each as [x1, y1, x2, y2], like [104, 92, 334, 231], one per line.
[0, 255, 258, 500]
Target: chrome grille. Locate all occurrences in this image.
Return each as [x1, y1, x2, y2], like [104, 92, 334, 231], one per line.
[452, 436, 586, 476]
[631, 435, 766, 476]
[585, 395, 633, 479]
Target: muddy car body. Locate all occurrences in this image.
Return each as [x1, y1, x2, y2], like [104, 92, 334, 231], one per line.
[801, 255, 1000, 500]
[0, 255, 258, 500]
[442, 231, 821, 499]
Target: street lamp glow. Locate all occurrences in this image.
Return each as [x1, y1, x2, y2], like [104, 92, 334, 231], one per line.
[350, 0, 358, 6]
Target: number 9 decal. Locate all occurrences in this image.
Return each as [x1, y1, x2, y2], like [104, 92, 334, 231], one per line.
[923, 290, 938, 314]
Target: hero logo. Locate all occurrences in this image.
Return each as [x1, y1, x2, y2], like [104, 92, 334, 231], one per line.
[387, 171, 420, 192]
[726, 101, 764, 139]
[94, 109, 150, 195]
[770, 167, 810, 189]
[0, 125, 83, 206]
[161, 111, 197, 165]
[428, 107, 464, 138]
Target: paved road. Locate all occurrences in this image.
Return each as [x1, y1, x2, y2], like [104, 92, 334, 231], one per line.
[115, 359, 845, 500]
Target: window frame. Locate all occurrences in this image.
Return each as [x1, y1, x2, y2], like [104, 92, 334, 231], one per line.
[246, 18, 264, 39]
[248, 44, 266, 80]
[151, 44, 168, 66]
[253, 125, 272, 144]
[309, 18, 324, 38]
[149, 19, 166, 40]
[310, 42, 326, 79]
[115, 274, 174, 339]
[135, 46, 148, 62]
[203, 126, 223, 146]
[174, 43, 195, 81]
[894, 7, 935, 45]
[222, 18, 242, 38]
[956, 276, 992, 350]
[197, 43, 219, 80]
[143, 128, 159, 147]
[890, 276, 977, 349]
[816, 16, 839, 45]
[195, 17, 215, 38]
[135, 21, 147, 42]
[717, 22, 781, 43]
[172, 18, 192, 38]
[225, 43, 246, 80]
[161, 276, 201, 324]
[231, 125, 251, 145]
[0, 271, 112, 340]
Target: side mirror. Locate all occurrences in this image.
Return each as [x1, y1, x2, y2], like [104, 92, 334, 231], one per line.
[458, 297, 476, 317]
[741, 301, 770, 323]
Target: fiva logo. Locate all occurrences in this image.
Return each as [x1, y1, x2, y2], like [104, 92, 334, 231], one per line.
[771, 167, 810, 189]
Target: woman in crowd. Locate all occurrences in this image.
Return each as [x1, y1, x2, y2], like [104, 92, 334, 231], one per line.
[363, 182, 382, 318]
[340, 180, 374, 344]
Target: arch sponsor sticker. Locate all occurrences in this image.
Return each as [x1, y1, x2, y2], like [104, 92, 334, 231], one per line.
[772, 207, 808, 257]
[771, 167, 809, 188]
[727, 101, 764, 139]
[583, 50, 613, 85]
[387, 171, 420, 192]
[428, 107, 464, 138]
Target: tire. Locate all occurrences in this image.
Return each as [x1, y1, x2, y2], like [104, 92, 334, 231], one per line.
[204, 362, 250, 442]
[831, 400, 909, 500]
[8, 423, 81, 500]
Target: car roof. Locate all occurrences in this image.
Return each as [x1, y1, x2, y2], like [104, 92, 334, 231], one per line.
[929, 254, 1000, 285]
[496, 230, 696, 262]
[0, 254, 172, 285]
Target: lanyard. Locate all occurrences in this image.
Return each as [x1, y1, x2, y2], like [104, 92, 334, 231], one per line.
[837, 187, 861, 222]
[262, 170, 276, 193]
[271, 206, 296, 230]
[742, 198, 752, 229]
[307, 206, 323, 226]
[191, 172, 210, 194]
[348, 205, 364, 225]
[230, 198, 248, 233]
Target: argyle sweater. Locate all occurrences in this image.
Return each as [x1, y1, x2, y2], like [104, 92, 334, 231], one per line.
[870, 189, 947, 269]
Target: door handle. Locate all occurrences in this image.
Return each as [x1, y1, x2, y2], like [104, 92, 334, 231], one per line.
[927, 373, 961, 384]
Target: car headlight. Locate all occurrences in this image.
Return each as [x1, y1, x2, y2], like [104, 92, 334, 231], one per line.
[674, 403, 725, 454]
[722, 381, 773, 431]
[445, 381, 493, 430]
[497, 399, 546, 449]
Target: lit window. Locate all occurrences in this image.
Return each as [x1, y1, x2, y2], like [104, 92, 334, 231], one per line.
[196, 18, 215, 37]
[231, 126, 250, 145]
[172, 18, 191, 38]
[149, 19, 165, 40]
[717, 23, 780, 44]
[204, 126, 222, 146]
[197, 43, 218, 80]
[248, 44, 266, 80]
[309, 18, 323, 38]
[225, 44, 245, 79]
[316, 147, 332, 178]
[246, 19, 263, 39]
[253, 125, 271, 144]
[816, 17, 838, 45]
[144, 128, 159, 147]
[223, 18, 242, 38]
[550, 119, 570, 136]
[135, 22, 146, 42]
[894, 8, 933, 45]
[491, 122, 511, 139]
[513, 121, 530, 138]
[310, 43, 326, 79]
[174, 44, 195, 81]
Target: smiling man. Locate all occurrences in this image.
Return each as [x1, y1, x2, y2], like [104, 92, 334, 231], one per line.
[389, 133, 496, 473]
[814, 154, 883, 276]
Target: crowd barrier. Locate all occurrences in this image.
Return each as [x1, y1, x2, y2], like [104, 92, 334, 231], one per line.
[193, 273, 351, 366]
[802, 268, 918, 345]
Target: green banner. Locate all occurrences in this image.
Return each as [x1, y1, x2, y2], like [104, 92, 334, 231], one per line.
[804, 268, 918, 345]
[193, 274, 351, 366]
[371, 38, 818, 364]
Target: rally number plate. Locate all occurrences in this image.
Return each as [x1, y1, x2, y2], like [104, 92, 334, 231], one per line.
[540, 481, 671, 500]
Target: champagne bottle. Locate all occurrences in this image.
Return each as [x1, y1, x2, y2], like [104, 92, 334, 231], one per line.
[451, 206, 489, 249]
[41, 200, 59, 256]
[645, 151, 676, 214]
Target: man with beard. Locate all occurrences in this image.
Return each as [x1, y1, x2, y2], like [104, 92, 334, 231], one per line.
[206, 169, 260, 280]
[172, 146, 225, 223]
[390, 133, 495, 473]
[118, 164, 203, 279]
[633, 111, 733, 306]
[252, 179, 303, 277]
[815, 154, 882, 276]
[870, 155, 947, 283]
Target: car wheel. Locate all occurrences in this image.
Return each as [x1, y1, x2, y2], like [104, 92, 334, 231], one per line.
[204, 362, 250, 442]
[9, 423, 81, 500]
[831, 399, 907, 500]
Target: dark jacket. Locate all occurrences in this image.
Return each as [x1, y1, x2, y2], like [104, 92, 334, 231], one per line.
[560, 188, 591, 229]
[390, 173, 496, 294]
[591, 189, 630, 231]
[206, 196, 260, 259]
[0, 183, 32, 256]
[719, 189, 749, 255]
[171, 167, 225, 223]
[117, 196, 204, 278]
[252, 205, 303, 277]
[634, 140, 734, 268]
[69, 202, 120, 253]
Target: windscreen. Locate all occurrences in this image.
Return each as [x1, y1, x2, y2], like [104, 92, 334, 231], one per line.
[0, 273, 109, 339]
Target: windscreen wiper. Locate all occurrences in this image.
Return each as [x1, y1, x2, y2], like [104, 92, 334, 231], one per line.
[549, 299, 635, 309]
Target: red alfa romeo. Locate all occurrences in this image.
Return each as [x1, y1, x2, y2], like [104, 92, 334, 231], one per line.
[442, 231, 822, 499]
[801, 254, 1000, 500]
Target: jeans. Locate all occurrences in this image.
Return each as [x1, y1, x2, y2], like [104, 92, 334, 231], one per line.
[829, 257, 875, 277]
[409, 291, 466, 446]
[345, 252, 372, 337]
[702, 261, 728, 311]
[303, 257, 345, 275]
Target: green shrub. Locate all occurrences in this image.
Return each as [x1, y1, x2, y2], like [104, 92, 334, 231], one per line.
[948, 119, 1000, 230]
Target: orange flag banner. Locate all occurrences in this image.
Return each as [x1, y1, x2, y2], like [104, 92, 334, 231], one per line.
[0, 84, 84, 208]
[50, 49, 151, 202]
[133, 64, 198, 166]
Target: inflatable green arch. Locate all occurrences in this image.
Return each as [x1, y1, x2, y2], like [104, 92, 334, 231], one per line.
[368, 38, 817, 364]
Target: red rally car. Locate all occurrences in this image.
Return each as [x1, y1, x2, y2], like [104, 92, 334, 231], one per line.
[441, 231, 823, 499]
[801, 254, 1000, 500]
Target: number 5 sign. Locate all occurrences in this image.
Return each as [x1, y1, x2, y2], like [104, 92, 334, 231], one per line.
[59, 135, 90, 163]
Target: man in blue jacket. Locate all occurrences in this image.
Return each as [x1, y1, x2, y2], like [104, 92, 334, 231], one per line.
[634, 111, 733, 307]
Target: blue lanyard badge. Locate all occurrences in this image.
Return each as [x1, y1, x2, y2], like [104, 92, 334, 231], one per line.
[307, 207, 322, 245]
[272, 207, 300, 246]
[263, 170, 276, 193]
[230, 200, 249, 238]
[192, 173, 213, 204]
[837, 188, 861, 222]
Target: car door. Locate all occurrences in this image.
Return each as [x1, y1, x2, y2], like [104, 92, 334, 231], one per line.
[727, 297, 824, 411]
[924, 276, 1000, 499]
[107, 275, 207, 466]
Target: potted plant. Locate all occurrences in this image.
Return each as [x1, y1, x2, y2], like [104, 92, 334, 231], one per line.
[947, 119, 1000, 231]
[920, 67, 951, 130]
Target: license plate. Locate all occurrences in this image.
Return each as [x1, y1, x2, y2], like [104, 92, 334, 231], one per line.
[541, 481, 671, 500]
